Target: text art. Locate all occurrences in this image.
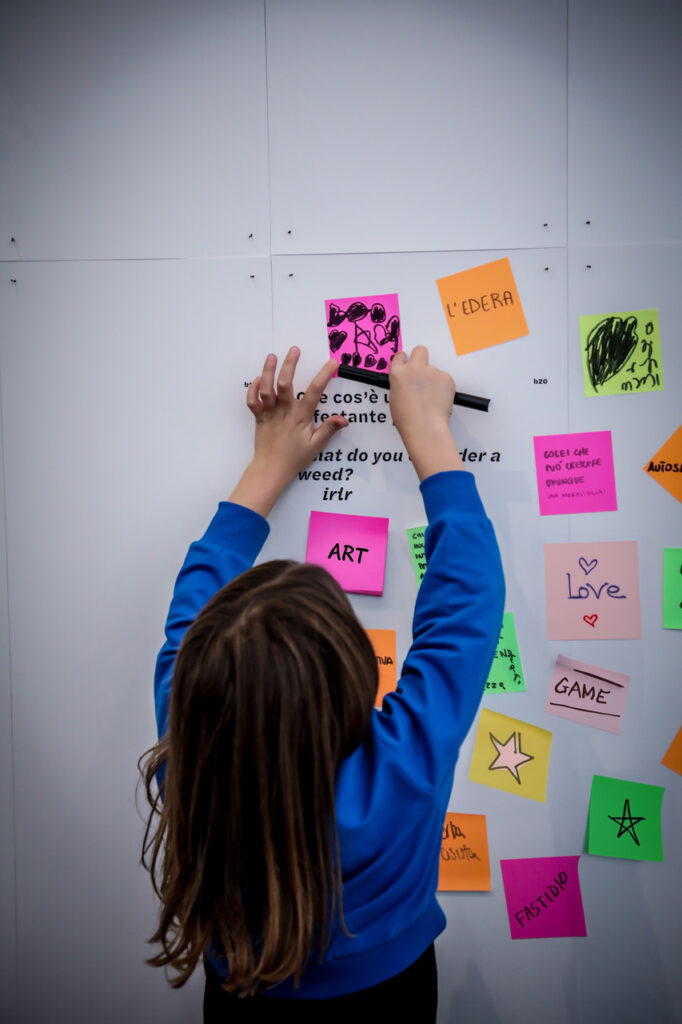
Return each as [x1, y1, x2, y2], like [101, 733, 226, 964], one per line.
[543, 541, 641, 640]
[436, 257, 528, 356]
[544, 655, 629, 734]
[579, 309, 663, 396]
[643, 424, 682, 504]
[501, 856, 587, 939]
[325, 293, 402, 373]
[533, 431, 617, 515]
[306, 510, 389, 596]
[469, 709, 552, 802]
[438, 813, 491, 892]
[587, 775, 664, 862]
[485, 612, 526, 694]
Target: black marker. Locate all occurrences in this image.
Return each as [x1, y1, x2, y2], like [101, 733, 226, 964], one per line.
[337, 364, 490, 412]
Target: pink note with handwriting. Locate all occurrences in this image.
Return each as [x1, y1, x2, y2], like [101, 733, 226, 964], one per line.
[325, 293, 402, 374]
[544, 655, 630, 734]
[501, 856, 587, 939]
[306, 510, 389, 595]
[544, 541, 641, 640]
[533, 430, 617, 515]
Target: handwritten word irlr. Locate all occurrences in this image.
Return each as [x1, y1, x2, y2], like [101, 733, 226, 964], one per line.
[514, 871, 568, 927]
[566, 574, 626, 600]
[446, 291, 514, 318]
[328, 543, 368, 563]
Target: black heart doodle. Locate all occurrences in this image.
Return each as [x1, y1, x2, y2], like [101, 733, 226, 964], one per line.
[579, 557, 598, 575]
[584, 315, 639, 391]
[328, 330, 347, 353]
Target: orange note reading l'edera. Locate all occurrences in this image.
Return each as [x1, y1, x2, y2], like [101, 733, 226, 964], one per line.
[436, 256, 528, 356]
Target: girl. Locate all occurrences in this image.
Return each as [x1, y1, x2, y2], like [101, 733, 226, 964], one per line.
[140, 345, 505, 1022]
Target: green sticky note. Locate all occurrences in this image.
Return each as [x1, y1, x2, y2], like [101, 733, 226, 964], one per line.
[406, 526, 427, 584]
[485, 612, 526, 694]
[587, 775, 664, 862]
[579, 309, 663, 396]
[663, 547, 682, 629]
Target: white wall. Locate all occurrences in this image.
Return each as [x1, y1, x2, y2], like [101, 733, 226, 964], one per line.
[1, 2, 680, 1022]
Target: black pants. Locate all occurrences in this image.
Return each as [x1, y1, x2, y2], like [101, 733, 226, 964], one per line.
[203, 943, 438, 1023]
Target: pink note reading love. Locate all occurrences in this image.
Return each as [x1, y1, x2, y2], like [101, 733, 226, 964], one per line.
[501, 856, 587, 939]
[306, 510, 389, 596]
[325, 293, 402, 375]
[533, 430, 617, 515]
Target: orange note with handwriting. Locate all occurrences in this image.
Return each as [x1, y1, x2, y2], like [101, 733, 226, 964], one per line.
[436, 257, 528, 355]
[367, 628, 397, 707]
[438, 813, 491, 891]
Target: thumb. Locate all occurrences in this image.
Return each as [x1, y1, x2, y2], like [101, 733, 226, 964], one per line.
[311, 415, 348, 454]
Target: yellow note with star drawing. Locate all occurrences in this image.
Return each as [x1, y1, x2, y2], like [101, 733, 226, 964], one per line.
[469, 708, 552, 802]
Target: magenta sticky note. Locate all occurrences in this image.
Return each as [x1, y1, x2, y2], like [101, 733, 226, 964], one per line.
[544, 541, 642, 640]
[501, 856, 587, 939]
[544, 654, 630, 734]
[306, 510, 389, 595]
[325, 293, 402, 374]
[533, 430, 617, 515]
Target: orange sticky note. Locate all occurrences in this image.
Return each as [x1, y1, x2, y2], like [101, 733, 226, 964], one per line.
[436, 257, 528, 356]
[662, 726, 682, 775]
[367, 628, 397, 706]
[643, 425, 682, 503]
[438, 813, 491, 891]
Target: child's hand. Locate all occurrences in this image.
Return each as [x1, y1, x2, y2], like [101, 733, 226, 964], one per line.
[229, 347, 348, 516]
[389, 346, 464, 480]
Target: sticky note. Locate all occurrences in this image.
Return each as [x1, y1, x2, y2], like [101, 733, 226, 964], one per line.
[587, 775, 664, 862]
[533, 431, 617, 515]
[661, 727, 682, 775]
[644, 425, 682, 504]
[501, 856, 587, 939]
[438, 813, 491, 892]
[406, 526, 427, 584]
[306, 511, 389, 596]
[485, 612, 526, 694]
[543, 541, 641, 640]
[663, 548, 682, 629]
[325, 293, 402, 373]
[436, 257, 528, 356]
[544, 655, 629, 734]
[367, 628, 397, 707]
[579, 309, 663, 396]
[469, 709, 552, 803]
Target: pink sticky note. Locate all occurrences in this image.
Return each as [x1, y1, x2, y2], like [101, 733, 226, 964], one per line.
[544, 655, 630, 734]
[325, 293, 402, 374]
[501, 856, 587, 939]
[533, 430, 617, 515]
[544, 541, 641, 640]
[306, 510, 389, 595]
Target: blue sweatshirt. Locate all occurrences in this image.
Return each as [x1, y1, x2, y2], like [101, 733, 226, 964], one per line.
[154, 470, 505, 998]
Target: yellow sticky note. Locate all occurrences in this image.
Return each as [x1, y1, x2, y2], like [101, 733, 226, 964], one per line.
[643, 424, 682, 504]
[662, 726, 682, 776]
[438, 813, 491, 891]
[469, 708, 552, 802]
[367, 628, 397, 707]
[436, 257, 528, 356]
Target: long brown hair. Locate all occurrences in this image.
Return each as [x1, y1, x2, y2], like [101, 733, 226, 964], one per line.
[139, 559, 378, 993]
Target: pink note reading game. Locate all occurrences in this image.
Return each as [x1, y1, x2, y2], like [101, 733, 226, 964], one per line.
[306, 510, 389, 596]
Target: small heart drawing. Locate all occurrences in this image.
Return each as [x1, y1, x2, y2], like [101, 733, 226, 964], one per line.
[328, 330, 348, 353]
[583, 614, 598, 627]
[579, 557, 598, 575]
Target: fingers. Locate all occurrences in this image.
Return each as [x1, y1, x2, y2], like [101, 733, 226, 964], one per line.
[390, 351, 407, 375]
[408, 345, 429, 365]
[310, 415, 348, 455]
[246, 376, 264, 417]
[300, 358, 339, 415]
[276, 346, 300, 402]
[258, 353, 277, 408]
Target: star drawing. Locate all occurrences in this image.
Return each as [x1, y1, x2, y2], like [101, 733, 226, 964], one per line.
[488, 731, 534, 784]
[608, 798, 645, 846]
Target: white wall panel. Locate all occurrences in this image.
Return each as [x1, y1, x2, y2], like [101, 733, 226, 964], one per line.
[266, 0, 567, 255]
[1, 258, 272, 1023]
[0, 1, 270, 261]
[568, 0, 682, 245]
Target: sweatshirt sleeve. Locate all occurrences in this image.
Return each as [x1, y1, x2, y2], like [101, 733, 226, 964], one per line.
[153, 501, 270, 738]
[372, 470, 505, 791]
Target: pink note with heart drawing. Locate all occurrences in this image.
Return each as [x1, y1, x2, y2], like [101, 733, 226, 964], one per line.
[543, 541, 641, 640]
[325, 293, 402, 376]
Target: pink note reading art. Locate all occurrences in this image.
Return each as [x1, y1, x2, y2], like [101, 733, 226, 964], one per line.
[544, 654, 630, 734]
[325, 293, 402, 375]
[306, 510, 389, 596]
[501, 856, 587, 939]
[543, 541, 642, 640]
[533, 430, 617, 515]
